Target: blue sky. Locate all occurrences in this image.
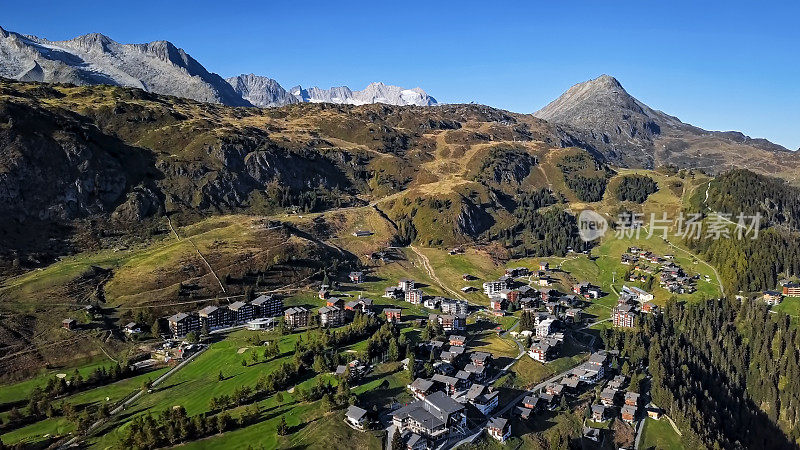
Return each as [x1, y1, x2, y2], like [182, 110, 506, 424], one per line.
[4, 1, 799, 149]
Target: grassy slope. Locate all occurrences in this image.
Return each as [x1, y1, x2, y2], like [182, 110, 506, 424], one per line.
[640, 417, 686, 450]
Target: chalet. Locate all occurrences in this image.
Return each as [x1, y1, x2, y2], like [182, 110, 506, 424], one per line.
[516, 406, 533, 420]
[399, 278, 416, 292]
[251, 294, 282, 317]
[489, 297, 506, 315]
[545, 383, 564, 397]
[345, 405, 369, 430]
[385, 308, 402, 323]
[454, 370, 471, 386]
[449, 335, 466, 346]
[124, 322, 141, 334]
[384, 286, 404, 299]
[763, 290, 783, 305]
[431, 374, 460, 395]
[405, 433, 429, 450]
[465, 384, 499, 415]
[62, 318, 77, 330]
[573, 282, 599, 298]
[229, 301, 255, 324]
[440, 299, 468, 315]
[647, 407, 664, 420]
[487, 417, 511, 442]
[483, 280, 508, 297]
[539, 392, 555, 409]
[592, 404, 608, 421]
[437, 314, 466, 332]
[600, 387, 618, 406]
[345, 271, 364, 284]
[392, 391, 466, 439]
[406, 289, 423, 305]
[353, 298, 374, 313]
[464, 363, 486, 382]
[505, 267, 530, 277]
[539, 262, 549, 271]
[613, 304, 636, 328]
[423, 297, 439, 309]
[319, 306, 347, 328]
[168, 312, 200, 338]
[499, 289, 520, 303]
[470, 352, 492, 367]
[409, 378, 437, 399]
[318, 289, 330, 300]
[199, 305, 230, 329]
[529, 342, 553, 362]
[352, 230, 373, 237]
[586, 352, 608, 377]
[624, 391, 640, 407]
[565, 308, 583, 324]
[522, 395, 540, 411]
[326, 297, 345, 308]
[520, 298, 538, 312]
[608, 375, 627, 390]
[621, 404, 638, 422]
[462, 274, 475, 281]
[284, 307, 310, 329]
[536, 276, 554, 287]
[561, 376, 580, 391]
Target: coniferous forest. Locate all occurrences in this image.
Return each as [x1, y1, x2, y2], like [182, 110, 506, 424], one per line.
[604, 298, 800, 449]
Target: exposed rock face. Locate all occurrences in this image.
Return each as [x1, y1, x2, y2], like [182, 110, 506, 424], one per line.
[226, 74, 298, 107]
[289, 82, 438, 106]
[534, 74, 792, 171]
[0, 27, 251, 106]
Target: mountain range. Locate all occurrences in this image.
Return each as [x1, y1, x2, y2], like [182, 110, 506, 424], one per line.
[0, 26, 437, 108]
[225, 73, 437, 107]
[1, 25, 794, 177]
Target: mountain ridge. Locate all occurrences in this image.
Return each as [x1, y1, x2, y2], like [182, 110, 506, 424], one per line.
[534, 74, 795, 171]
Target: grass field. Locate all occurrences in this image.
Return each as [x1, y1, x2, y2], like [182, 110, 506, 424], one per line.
[640, 417, 685, 450]
[774, 297, 800, 317]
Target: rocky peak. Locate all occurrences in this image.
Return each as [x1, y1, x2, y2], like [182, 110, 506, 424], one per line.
[63, 32, 114, 53]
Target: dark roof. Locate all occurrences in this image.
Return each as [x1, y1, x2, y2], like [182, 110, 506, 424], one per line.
[488, 417, 507, 429]
[284, 306, 308, 315]
[410, 378, 435, 392]
[169, 312, 192, 322]
[346, 405, 368, 421]
[229, 301, 249, 311]
[199, 305, 222, 315]
[251, 294, 276, 305]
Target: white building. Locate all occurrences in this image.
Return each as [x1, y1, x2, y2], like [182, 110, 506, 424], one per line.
[483, 280, 507, 296]
[536, 318, 556, 337]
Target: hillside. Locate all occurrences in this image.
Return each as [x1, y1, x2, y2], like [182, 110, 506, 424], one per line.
[535, 75, 800, 178]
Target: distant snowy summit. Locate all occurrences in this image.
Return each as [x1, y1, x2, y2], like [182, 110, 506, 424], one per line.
[290, 81, 437, 106]
[227, 74, 437, 107]
[0, 26, 438, 108]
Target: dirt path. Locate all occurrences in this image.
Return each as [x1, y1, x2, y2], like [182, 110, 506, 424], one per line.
[167, 216, 226, 294]
[408, 246, 469, 302]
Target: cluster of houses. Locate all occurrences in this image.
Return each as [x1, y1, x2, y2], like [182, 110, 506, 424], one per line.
[501, 351, 611, 443]
[622, 247, 696, 294]
[384, 278, 469, 331]
[391, 334, 500, 447]
[167, 294, 284, 338]
[613, 285, 659, 328]
[591, 374, 643, 425]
